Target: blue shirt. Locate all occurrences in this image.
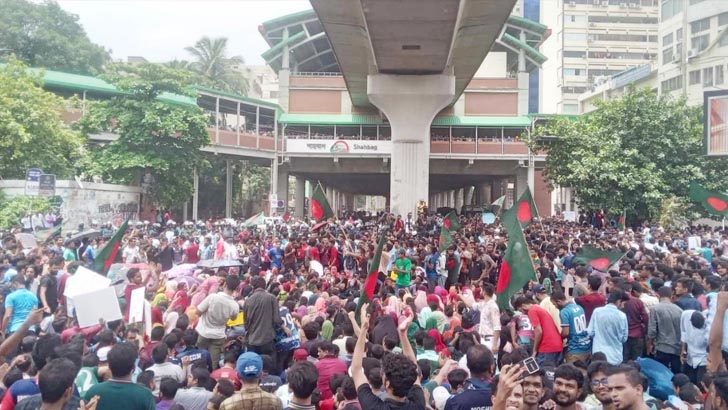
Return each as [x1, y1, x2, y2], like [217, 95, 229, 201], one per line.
[587, 303, 628, 364]
[560, 302, 592, 354]
[268, 248, 284, 270]
[5, 288, 39, 333]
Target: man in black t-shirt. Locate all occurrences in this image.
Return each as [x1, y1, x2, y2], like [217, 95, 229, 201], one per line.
[156, 237, 174, 271]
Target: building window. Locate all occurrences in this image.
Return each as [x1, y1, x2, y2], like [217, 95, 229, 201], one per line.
[692, 34, 710, 52]
[677, 28, 682, 39]
[676, 42, 683, 59]
[565, 33, 587, 42]
[662, 48, 674, 63]
[587, 15, 659, 24]
[689, 0, 707, 4]
[564, 68, 584, 76]
[690, 18, 711, 34]
[661, 0, 683, 21]
[689, 70, 701, 85]
[717, 65, 725, 85]
[704, 67, 714, 86]
[564, 51, 587, 58]
[663, 33, 673, 46]
[720, 12, 728, 26]
[721, 34, 728, 48]
[661, 75, 682, 93]
[563, 104, 579, 114]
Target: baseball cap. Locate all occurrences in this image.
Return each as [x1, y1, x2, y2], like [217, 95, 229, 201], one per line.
[293, 348, 308, 362]
[97, 346, 112, 362]
[533, 284, 546, 294]
[236, 351, 263, 378]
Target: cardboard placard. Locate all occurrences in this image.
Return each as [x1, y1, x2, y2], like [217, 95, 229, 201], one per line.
[74, 287, 122, 328]
[64, 267, 111, 299]
[128, 286, 145, 323]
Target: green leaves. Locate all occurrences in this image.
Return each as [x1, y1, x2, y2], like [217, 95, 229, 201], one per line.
[535, 87, 728, 221]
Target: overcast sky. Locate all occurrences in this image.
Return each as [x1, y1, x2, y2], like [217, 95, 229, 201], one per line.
[55, 0, 312, 65]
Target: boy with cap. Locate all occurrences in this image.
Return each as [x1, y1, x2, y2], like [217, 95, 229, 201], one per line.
[220, 352, 282, 410]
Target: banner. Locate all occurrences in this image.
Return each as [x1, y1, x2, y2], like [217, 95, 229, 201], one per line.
[286, 139, 392, 154]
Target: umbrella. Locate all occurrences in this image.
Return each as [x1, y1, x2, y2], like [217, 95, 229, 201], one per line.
[163, 264, 198, 279]
[175, 275, 201, 287]
[65, 229, 101, 245]
[197, 259, 244, 269]
[481, 212, 496, 224]
[14, 233, 37, 249]
[309, 260, 324, 275]
[311, 221, 328, 232]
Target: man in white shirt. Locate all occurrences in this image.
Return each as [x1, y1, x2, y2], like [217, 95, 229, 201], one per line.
[196, 275, 241, 369]
[461, 283, 501, 354]
[122, 237, 140, 264]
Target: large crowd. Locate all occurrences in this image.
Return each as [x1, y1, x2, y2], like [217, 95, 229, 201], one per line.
[0, 210, 727, 410]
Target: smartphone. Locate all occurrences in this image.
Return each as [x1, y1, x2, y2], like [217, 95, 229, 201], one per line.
[517, 357, 540, 379]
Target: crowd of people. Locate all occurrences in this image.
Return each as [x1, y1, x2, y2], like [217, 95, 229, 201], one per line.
[0, 209, 728, 410]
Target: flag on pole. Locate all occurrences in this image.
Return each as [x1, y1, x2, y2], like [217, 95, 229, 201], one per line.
[443, 211, 460, 231]
[491, 195, 506, 208]
[241, 212, 265, 227]
[35, 225, 62, 243]
[617, 210, 626, 231]
[438, 227, 455, 252]
[310, 183, 334, 222]
[496, 207, 538, 311]
[93, 220, 128, 274]
[503, 188, 539, 228]
[689, 181, 728, 216]
[571, 245, 626, 272]
[356, 228, 388, 324]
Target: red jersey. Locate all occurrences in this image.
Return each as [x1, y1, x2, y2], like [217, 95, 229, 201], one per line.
[527, 305, 563, 353]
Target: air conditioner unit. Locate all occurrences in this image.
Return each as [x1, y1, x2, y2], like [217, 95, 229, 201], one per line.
[619, 2, 627, 8]
[589, 22, 596, 27]
[687, 49, 698, 58]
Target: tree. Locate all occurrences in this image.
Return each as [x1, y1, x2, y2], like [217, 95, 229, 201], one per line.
[0, 59, 85, 179]
[77, 63, 210, 208]
[185, 36, 248, 95]
[532, 87, 728, 221]
[0, 0, 109, 75]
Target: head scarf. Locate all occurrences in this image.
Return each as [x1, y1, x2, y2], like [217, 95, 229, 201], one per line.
[425, 316, 438, 332]
[427, 329, 448, 353]
[418, 306, 432, 329]
[414, 290, 428, 312]
[321, 320, 334, 341]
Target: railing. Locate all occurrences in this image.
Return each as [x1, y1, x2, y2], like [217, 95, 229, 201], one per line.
[208, 128, 280, 151]
[430, 137, 531, 155]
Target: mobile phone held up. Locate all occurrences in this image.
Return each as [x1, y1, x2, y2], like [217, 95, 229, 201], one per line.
[518, 357, 540, 379]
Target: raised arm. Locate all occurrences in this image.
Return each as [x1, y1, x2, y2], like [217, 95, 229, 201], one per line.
[397, 313, 417, 366]
[708, 292, 728, 373]
[351, 304, 370, 389]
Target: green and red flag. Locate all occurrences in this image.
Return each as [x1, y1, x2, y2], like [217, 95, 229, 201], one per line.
[310, 183, 334, 222]
[617, 210, 626, 231]
[93, 220, 128, 274]
[689, 181, 728, 216]
[504, 188, 539, 228]
[571, 245, 626, 272]
[491, 195, 506, 209]
[443, 211, 460, 231]
[438, 227, 455, 252]
[356, 228, 388, 324]
[35, 224, 62, 243]
[241, 212, 264, 227]
[496, 209, 538, 310]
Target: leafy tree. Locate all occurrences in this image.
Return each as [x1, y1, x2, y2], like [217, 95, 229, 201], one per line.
[77, 63, 210, 208]
[0, 59, 85, 179]
[0, 194, 51, 229]
[185, 36, 248, 95]
[532, 87, 728, 221]
[0, 0, 109, 74]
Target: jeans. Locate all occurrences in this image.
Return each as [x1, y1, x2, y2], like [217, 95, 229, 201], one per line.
[655, 350, 682, 373]
[683, 364, 706, 385]
[248, 342, 278, 373]
[565, 352, 591, 364]
[624, 336, 645, 362]
[437, 276, 447, 288]
[197, 335, 224, 370]
[537, 352, 562, 368]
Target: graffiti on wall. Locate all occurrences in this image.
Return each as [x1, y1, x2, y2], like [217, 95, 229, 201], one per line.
[97, 202, 139, 226]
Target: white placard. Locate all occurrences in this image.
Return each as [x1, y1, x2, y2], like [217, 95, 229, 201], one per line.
[64, 266, 111, 299]
[144, 300, 152, 338]
[286, 139, 391, 155]
[74, 287, 122, 328]
[563, 211, 577, 222]
[128, 287, 145, 323]
[688, 236, 702, 250]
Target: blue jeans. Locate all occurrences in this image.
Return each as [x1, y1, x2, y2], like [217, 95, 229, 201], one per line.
[537, 352, 562, 368]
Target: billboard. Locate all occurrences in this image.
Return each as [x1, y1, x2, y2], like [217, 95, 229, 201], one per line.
[705, 90, 728, 156]
[286, 139, 391, 155]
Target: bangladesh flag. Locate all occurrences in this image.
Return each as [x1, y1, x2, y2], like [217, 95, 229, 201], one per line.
[438, 227, 455, 252]
[35, 225, 62, 243]
[310, 183, 334, 222]
[689, 181, 728, 216]
[497, 208, 538, 311]
[241, 212, 264, 227]
[443, 211, 460, 231]
[572, 245, 626, 271]
[503, 188, 539, 228]
[93, 220, 128, 274]
[617, 210, 626, 231]
[491, 195, 506, 209]
[356, 228, 388, 325]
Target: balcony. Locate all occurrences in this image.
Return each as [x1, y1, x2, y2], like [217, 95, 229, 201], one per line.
[430, 137, 531, 155]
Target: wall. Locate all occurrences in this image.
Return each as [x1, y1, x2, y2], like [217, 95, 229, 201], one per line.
[0, 180, 142, 229]
[534, 169, 552, 217]
[474, 52, 508, 78]
[464, 92, 519, 115]
[289, 89, 342, 113]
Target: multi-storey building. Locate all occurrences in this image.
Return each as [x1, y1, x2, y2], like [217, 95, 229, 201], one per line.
[543, 0, 659, 113]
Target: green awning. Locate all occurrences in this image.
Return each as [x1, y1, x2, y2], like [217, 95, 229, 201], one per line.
[507, 15, 548, 35]
[190, 85, 281, 111]
[432, 116, 532, 127]
[279, 113, 384, 125]
[260, 9, 317, 32]
[261, 31, 307, 62]
[500, 33, 547, 66]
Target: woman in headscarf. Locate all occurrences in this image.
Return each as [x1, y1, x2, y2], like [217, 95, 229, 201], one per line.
[314, 292, 329, 314]
[427, 329, 448, 353]
[372, 310, 398, 345]
[414, 288, 428, 313]
[190, 271, 222, 307]
[321, 320, 334, 341]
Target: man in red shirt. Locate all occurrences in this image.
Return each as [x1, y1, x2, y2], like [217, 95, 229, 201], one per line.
[575, 275, 607, 324]
[515, 296, 563, 367]
[314, 341, 347, 400]
[184, 239, 200, 264]
[211, 351, 242, 390]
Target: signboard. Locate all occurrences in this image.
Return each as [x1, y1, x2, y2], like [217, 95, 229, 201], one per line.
[38, 174, 56, 197]
[25, 168, 42, 196]
[705, 90, 728, 156]
[286, 139, 392, 155]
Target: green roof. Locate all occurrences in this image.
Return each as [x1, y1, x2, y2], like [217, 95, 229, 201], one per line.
[507, 15, 548, 35]
[279, 113, 532, 128]
[190, 85, 282, 111]
[279, 113, 383, 125]
[261, 31, 307, 62]
[432, 116, 532, 127]
[260, 9, 317, 32]
[500, 33, 547, 65]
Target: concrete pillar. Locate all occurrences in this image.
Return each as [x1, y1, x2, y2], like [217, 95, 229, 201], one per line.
[527, 158, 535, 196]
[326, 186, 334, 211]
[192, 168, 199, 221]
[455, 188, 464, 212]
[276, 167, 289, 215]
[448, 190, 455, 208]
[278, 28, 290, 112]
[464, 186, 474, 206]
[294, 177, 305, 219]
[183, 201, 188, 222]
[517, 31, 529, 115]
[476, 183, 491, 205]
[515, 166, 528, 200]
[368, 74, 455, 217]
[225, 160, 232, 218]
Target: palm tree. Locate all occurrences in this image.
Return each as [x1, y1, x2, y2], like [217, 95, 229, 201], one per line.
[185, 36, 248, 95]
[164, 59, 190, 70]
